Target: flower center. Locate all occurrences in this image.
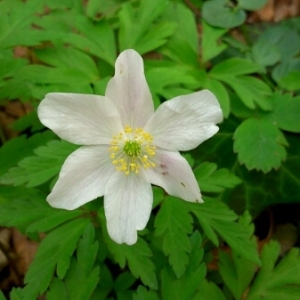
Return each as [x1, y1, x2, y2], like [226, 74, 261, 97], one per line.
[123, 140, 141, 157]
[109, 126, 156, 175]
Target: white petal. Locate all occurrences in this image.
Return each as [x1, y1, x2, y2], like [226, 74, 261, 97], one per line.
[105, 49, 154, 128]
[104, 171, 152, 245]
[145, 149, 202, 203]
[38, 93, 123, 145]
[47, 145, 114, 210]
[144, 90, 223, 151]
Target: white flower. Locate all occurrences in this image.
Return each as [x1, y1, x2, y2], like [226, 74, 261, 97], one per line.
[38, 49, 223, 245]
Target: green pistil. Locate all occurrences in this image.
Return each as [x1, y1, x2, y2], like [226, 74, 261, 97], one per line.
[123, 140, 141, 157]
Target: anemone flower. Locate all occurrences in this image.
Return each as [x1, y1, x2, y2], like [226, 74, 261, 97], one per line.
[38, 49, 223, 245]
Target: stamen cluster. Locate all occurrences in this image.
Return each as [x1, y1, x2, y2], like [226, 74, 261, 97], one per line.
[109, 126, 156, 175]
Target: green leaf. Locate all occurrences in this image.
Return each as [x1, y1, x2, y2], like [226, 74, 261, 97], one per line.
[114, 271, 136, 292]
[202, 20, 227, 62]
[0, 186, 82, 233]
[119, 0, 174, 54]
[225, 133, 300, 217]
[22, 218, 90, 300]
[258, 26, 300, 59]
[0, 291, 6, 300]
[210, 58, 260, 78]
[234, 118, 288, 172]
[0, 0, 44, 49]
[238, 0, 268, 11]
[46, 278, 68, 300]
[99, 210, 157, 289]
[190, 199, 260, 264]
[0, 131, 55, 177]
[161, 231, 206, 300]
[202, 0, 246, 29]
[0, 140, 78, 187]
[279, 71, 300, 91]
[63, 224, 99, 300]
[219, 213, 257, 300]
[155, 196, 193, 278]
[193, 280, 227, 300]
[250, 41, 280, 70]
[133, 286, 159, 300]
[204, 77, 230, 118]
[37, 12, 116, 65]
[265, 93, 300, 133]
[223, 76, 272, 110]
[35, 47, 99, 80]
[194, 162, 241, 193]
[160, 3, 198, 67]
[247, 241, 300, 300]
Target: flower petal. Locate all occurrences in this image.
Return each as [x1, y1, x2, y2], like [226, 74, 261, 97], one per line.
[104, 171, 152, 245]
[47, 145, 114, 210]
[145, 149, 203, 203]
[38, 93, 123, 145]
[105, 49, 154, 128]
[144, 90, 223, 151]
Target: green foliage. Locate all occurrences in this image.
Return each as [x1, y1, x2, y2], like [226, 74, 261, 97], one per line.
[155, 196, 193, 278]
[234, 118, 288, 172]
[99, 210, 158, 290]
[0, 139, 78, 187]
[160, 231, 206, 300]
[191, 201, 260, 264]
[202, 0, 246, 29]
[194, 162, 241, 193]
[0, 0, 300, 299]
[247, 241, 300, 300]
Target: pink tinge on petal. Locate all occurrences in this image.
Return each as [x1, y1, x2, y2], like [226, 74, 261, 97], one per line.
[47, 145, 115, 210]
[144, 90, 223, 151]
[104, 170, 153, 245]
[38, 93, 123, 145]
[105, 49, 154, 128]
[145, 149, 203, 203]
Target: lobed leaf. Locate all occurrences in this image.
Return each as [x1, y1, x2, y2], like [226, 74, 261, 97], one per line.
[155, 196, 193, 278]
[234, 118, 288, 172]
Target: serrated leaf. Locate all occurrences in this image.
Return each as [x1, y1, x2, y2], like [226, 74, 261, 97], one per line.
[202, 0, 246, 29]
[190, 199, 260, 264]
[160, 2, 198, 67]
[210, 58, 260, 78]
[202, 20, 227, 63]
[46, 278, 68, 300]
[63, 225, 99, 300]
[250, 41, 280, 70]
[161, 231, 206, 300]
[155, 196, 193, 278]
[119, 0, 173, 54]
[37, 12, 116, 65]
[193, 280, 227, 300]
[266, 93, 300, 133]
[0, 131, 54, 177]
[219, 213, 257, 300]
[35, 47, 99, 80]
[99, 210, 157, 289]
[247, 241, 300, 300]
[0, 0, 44, 49]
[0, 140, 78, 187]
[22, 218, 90, 300]
[0, 186, 82, 234]
[114, 272, 136, 292]
[234, 118, 288, 172]
[194, 162, 241, 193]
[133, 286, 159, 300]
